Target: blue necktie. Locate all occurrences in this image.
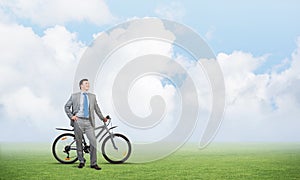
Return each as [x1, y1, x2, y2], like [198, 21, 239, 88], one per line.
[83, 93, 89, 118]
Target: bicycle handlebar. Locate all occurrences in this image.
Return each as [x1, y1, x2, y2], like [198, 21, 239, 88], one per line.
[103, 115, 112, 126]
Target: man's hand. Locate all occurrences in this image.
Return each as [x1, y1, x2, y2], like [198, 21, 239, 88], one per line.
[71, 116, 78, 121]
[103, 118, 108, 122]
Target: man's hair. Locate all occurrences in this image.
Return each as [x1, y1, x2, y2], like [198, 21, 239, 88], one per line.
[79, 79, 89, 89]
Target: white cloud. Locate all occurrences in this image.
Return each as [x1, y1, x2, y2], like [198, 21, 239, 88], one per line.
[1, 10, 300, 144]
[0, 5, 10, 23]
[215, 37, 300, 142]
[217, 51, 267, 105]
[96, 33, 300, 143]
[0, 21, 86, 141]
[2, 87, 55, 123]
[91, 19, 180, 142]
[0, 0, 116, 26]
[205, 26, 215, 41]
[154, 1, 185, 21]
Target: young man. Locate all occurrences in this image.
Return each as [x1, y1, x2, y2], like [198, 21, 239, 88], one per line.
[65, 79, 107, 170]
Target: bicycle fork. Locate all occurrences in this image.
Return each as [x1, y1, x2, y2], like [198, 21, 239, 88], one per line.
[109, 133, 118, 151]
[105, 125, 118, 151]
[96, 124, 119, 150]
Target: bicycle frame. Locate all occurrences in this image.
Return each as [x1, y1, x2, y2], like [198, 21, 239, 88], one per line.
[56, 119, 119, 151]
[53, 118, 131, 164]
[95, 121, 119, 150]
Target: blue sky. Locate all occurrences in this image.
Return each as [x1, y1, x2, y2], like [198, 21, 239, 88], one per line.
[12, 1, 300, 58]
[0, 0, 300, 143]
[19, 0, 300, 73]
[107, 1, 300, 55]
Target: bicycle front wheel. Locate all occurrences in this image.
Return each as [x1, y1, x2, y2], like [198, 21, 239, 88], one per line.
[101, 133, 131, 164]
[52, 133, 78, 164]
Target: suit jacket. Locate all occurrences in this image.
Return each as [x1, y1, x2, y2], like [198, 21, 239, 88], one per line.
[64, 92, 105, 127]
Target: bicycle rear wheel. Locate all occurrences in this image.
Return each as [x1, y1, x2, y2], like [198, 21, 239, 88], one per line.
[101, 133, 131, 164]
[52, 133, 78, 164]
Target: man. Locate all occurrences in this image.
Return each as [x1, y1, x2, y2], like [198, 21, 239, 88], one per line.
[65, 79, 107, 170]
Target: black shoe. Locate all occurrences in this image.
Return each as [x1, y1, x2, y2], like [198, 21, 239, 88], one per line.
[78, 163, 85, 168]
[90, 164, 101, 170]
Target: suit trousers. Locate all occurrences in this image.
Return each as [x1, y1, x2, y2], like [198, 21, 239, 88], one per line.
[74, 118, 97, 165]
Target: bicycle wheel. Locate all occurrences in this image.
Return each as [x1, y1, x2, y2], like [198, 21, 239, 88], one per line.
[52, 133, 78, 164]
[101, 133, 131, 164]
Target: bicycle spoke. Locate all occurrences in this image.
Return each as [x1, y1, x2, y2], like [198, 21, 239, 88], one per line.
[52, 133, 78, 164]
[102, 134, 131, 163]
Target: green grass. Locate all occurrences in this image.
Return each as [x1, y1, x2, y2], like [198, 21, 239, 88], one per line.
[0, 143, 300, 179]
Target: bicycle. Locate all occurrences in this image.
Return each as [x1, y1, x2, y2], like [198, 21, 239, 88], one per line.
[52, 116, 131, 164]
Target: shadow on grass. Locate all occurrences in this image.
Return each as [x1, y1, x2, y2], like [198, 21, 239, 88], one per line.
[101, 162, 136, 165]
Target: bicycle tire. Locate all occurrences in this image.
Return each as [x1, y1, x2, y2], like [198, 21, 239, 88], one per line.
[101, 133, 131, 164]
[52, 133, 78, 164]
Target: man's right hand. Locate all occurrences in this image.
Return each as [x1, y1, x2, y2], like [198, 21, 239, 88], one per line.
[71, 116, 78, 121]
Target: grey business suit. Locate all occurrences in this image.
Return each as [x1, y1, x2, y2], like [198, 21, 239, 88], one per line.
[65, 92, 105, 127]
[65, 92, 105, 165]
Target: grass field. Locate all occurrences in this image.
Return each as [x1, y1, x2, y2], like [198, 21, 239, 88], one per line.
[0, 143, 300, 179]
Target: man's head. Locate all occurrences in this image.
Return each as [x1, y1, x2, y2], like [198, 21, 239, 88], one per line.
[79, 79, 90, 91]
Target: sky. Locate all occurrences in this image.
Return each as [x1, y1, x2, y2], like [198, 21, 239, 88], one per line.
[0, 0, 300, 143]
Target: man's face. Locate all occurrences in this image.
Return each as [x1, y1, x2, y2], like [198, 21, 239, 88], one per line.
[81, 81, 90, 91]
